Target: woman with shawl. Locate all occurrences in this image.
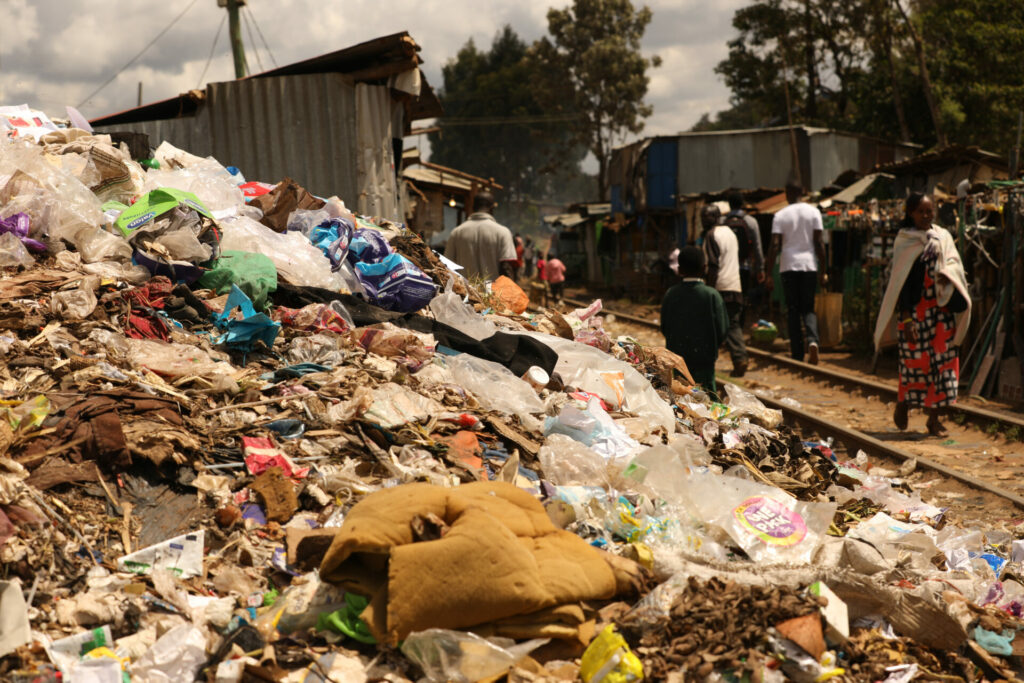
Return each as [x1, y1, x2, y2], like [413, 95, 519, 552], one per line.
[874, 193, 971, 437]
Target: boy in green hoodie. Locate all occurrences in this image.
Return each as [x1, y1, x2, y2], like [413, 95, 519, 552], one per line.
[661, 246, 729, 394]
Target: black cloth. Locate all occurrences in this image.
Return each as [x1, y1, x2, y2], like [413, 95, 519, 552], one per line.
[273, 282, 558, 377]
[781, 271, 819, 362]
[897, 258, 926, 316]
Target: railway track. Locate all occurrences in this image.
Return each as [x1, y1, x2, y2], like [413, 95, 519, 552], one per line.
[563, 297, 1024, 510]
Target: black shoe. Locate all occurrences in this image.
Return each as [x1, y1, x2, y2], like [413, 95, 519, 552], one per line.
[730, 362, 748, 378]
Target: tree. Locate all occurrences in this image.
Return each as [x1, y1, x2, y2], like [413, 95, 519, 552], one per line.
[706, 0, 1024, 154]
[428, 26, 586, 228]
[532, 0, 661, 200]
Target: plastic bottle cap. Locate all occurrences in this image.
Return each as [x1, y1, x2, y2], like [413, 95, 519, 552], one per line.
[524, 366, 549, 388]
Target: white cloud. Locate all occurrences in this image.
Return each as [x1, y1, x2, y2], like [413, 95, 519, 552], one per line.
[0, 0, 744, 143]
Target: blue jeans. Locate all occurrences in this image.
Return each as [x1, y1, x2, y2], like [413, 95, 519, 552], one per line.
[781, 270, 819, 361]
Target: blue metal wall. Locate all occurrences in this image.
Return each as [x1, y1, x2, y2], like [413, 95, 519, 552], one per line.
[646, 138, 678, 210]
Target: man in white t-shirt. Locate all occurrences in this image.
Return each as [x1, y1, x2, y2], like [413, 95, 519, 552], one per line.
[766, 182, 826, 364]
[701, 204, 748, 376]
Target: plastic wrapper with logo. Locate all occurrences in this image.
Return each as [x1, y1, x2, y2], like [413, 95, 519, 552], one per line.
[401, 628, 547, 683]
[346, 226, 392, 264]
[0, 213, 44, 251]
[355, 253, 437, 313]
[687, 472, 836, 563]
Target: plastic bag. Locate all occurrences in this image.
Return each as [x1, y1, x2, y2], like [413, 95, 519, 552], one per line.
[355, 253, 437, 313]
[346, 226, 392, 264]
[538, 434, 616, 488]
[286, 208, 332, 236]
[51, 277, 98, 320]
[724, 384, 782, 428]
[219, 215, 345, 290]
[129, 624, 207, 683]
[141, 158, 246, 215]
[0, 212, 45, 251]
[446, 353, 544, 419]
[429, 276, 498, 341]
[0, 139, 104, 251]
[686, 472, 836, 564]
[287, 333, 349, 366]
[491, 275, 529, 314]
[127, 338, 236, 378]
[401, 629, 547, 683]
[544, 397, 640, 460]
[0, 232, 33, 267]
[277, 301, 354, 335]
[517, 331, 675, 434]
[198, 250, 278, 310]
[580, 624, 643, 683]
[74, 225, 132, 263]
[309, 217, 355, 267]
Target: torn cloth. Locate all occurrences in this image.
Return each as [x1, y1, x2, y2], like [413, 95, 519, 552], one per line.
[318, 481, 630, 645]
[21, 391, 183, 472]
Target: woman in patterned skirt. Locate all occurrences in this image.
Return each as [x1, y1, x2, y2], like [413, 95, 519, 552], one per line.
[874, 193, 971, 437]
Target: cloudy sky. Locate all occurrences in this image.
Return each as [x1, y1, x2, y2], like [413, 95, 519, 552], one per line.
[1, 0, 745, 154]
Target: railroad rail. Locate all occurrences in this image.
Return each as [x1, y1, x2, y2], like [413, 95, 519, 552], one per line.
[562, 297, 1024, 509]
[564, 297, 1024, 435]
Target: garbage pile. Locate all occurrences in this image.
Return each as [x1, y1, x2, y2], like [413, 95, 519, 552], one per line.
[0, 124, 1023, 682]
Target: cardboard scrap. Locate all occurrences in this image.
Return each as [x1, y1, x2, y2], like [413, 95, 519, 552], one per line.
[249, 467, 298, 524]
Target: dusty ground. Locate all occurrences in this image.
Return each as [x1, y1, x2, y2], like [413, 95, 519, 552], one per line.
[593, 308, 1024, 528]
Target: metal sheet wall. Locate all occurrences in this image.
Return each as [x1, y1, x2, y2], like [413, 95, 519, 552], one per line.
[97, 73, 362, 201]
[645, 138, 679, 210]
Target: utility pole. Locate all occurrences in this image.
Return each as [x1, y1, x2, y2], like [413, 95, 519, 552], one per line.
[218, 0, 248, 79]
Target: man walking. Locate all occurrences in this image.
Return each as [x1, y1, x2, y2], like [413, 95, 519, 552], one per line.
[766, 181, 826, 364]
[724, 192, 766, 321]
[701, 204, 748, 377]
[445, 192, 517, 281]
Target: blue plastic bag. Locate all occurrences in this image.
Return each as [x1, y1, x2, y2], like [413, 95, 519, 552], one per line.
[309, 218, 354, 267]
[346, 228, 392, 265]
[212, 284, 281, 351]
[354, 253, 437, 313]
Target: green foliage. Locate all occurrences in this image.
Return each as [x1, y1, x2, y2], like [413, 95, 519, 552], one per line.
[428, 26, 589, 229]
[704, 0, 1024, 153]
[532, 0, 661, 199]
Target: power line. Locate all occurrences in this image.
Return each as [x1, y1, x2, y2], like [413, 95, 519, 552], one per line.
[439, 114, 583, 126]
[241, 7, 265, 74]
[197, 14, 227, 89]
[77, 0, 201, 109]
[245, 5, 279, 69]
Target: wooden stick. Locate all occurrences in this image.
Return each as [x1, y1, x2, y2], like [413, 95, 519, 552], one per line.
[204, 393, 316, 415]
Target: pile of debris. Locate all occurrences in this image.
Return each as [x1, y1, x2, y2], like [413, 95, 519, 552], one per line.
[0, 119, 1022, 683]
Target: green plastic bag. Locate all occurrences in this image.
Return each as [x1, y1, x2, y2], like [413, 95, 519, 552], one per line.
[198, 250, 278, 310]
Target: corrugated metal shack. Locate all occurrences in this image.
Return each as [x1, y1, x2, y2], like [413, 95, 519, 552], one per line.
[90, 32, 442, 219]
[601, 126, 920, 299]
